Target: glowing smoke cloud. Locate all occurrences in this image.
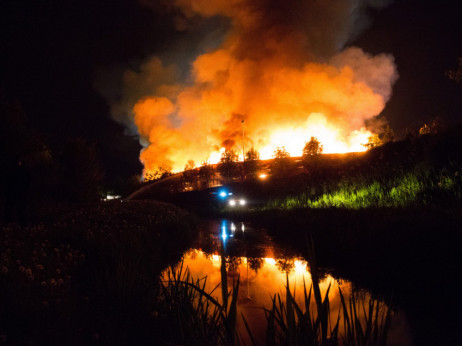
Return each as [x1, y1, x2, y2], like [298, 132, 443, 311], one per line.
[110, 0, 398, 174]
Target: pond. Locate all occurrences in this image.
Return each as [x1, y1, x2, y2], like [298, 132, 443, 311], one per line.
[165, 219, 413, 345]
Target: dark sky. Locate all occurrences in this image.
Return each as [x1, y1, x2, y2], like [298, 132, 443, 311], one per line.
[1, 0, 461, 177]
[354, 1, 462, 133]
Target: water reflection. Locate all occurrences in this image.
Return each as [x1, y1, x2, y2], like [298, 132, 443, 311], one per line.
[167, 220, 410, 345]
[221, 220, 244, 242]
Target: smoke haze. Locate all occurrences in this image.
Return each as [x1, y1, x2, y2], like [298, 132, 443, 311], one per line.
[103, 0, 398, 174]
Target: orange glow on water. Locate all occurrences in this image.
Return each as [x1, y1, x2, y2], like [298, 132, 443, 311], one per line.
[157, 216, 411, 344]
[167, 249, 342, 316]
[163, 249, 401, 344]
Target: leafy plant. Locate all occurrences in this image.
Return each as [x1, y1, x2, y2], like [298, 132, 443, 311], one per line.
[158, 256, 245, 345]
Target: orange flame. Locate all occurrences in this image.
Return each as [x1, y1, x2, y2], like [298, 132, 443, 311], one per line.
[125, 1, 398, 175]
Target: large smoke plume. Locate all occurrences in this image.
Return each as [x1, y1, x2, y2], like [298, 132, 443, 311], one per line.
[103, 0, 398, 174]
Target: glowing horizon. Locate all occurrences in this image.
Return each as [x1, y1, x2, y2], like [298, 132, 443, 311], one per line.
[119, 1, 398, 177]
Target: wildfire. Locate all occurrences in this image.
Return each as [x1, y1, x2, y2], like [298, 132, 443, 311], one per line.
[258, 113, 373, 160]
[107, 0, 399, 176]
[203, 114, 372, 165]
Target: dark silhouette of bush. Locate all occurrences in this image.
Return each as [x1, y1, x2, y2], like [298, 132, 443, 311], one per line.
[244, 147, 260, 179]
[218, 149, 239, 184]
[271, 146, 293, 179]
[57, 137, 104, 203]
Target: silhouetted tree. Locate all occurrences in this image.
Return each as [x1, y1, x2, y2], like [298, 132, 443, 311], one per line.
[227, 256, 242, 273]
[271, 146, 293, 178]
[58, 137, 104, 203]
[419, 124, 431, 135]
[182, 160, 198, 190]
[382, 125, 395, 143]
[144, 167, 173, 182]
[3, 157, 30, 225]
[244, 147, 260, 179]
[248, 257, 264, 272]
[0, 92, 48, 176]
[1, 91, 52, 222]
[419, 117, 443, 136]
[218, 149, 239, 183]
[303, 137, 323, 158]
[185, 160, 195, 171]
[363, 134, 382, 150]
[302, 137, 323, 171]
[245, 147, 260, 161]
[447, 57, 462, 83]
[109, 174, 141, 197]
[272, 146, 290, 161]
[276, 258, 295, 273]
[0, 92, 28, 164]
[199, 160, 214, 189]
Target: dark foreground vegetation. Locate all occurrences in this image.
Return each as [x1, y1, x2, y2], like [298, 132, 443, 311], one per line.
[139, 124, 462, 216]
[160, 257, 395, 346]
[132, 125, 462, 345]
[247, 207, 461, 346]
[1, 122, 461, 344]
[213, 126, 462, 345]
[242, 124, 461, 212]
[0, 200, 198, 344]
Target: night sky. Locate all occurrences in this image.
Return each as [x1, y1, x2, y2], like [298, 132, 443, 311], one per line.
[1, 0, 461, 178]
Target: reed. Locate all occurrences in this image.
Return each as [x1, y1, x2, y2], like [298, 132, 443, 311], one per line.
[262, 277, 393, 346]
[157, 260, 245, 345]
[338, 288, 392, 346]
[157, 256, 394, 346]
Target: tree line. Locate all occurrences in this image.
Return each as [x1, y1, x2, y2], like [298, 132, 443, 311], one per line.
[177, 136, 328, 189]
[1, 90, 140, 224]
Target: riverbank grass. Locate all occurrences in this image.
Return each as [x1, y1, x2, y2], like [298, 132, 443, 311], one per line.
[266, 167, 461, 210]
[0, 200, 198, 344]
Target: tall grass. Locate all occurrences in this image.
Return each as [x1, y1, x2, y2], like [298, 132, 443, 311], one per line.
[338, 289, 392, 346]
[260, 235, 394, 345]
[266, 167, 462, 210]
[263, 279, 393, 346]
[158, 261, 245, 345]
[158, 250, 395, 346]
[0, 200, 199, 344]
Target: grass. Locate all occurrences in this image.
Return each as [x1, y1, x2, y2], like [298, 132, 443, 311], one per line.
[156, 259, 395, 346]
[0, 200, 198, 344]
[265, 166, 462, 210]
[261, 236, 394, 346]
[5, 198, 398, 345]
[3, 129, 461, 344]
[157, 262, 243, 345]
[154, 234, 396, 346]
[206, 128, 462, 214]
[135, 129, 460, 345]
[263, 278, 393, 346]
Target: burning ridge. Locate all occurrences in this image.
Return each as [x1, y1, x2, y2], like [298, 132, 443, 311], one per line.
[104, 0, 398, 175]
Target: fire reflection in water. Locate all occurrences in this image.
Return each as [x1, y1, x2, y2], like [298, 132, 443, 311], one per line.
[165, 220, 410, 344]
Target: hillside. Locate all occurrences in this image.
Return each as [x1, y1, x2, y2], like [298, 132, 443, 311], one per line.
[130, 124, 462, 214]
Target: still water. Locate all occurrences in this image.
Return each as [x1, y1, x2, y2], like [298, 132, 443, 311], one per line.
[167, 219, 411, 345]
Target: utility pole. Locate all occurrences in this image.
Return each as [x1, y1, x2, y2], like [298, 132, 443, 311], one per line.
[242, 120, 245, 162]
